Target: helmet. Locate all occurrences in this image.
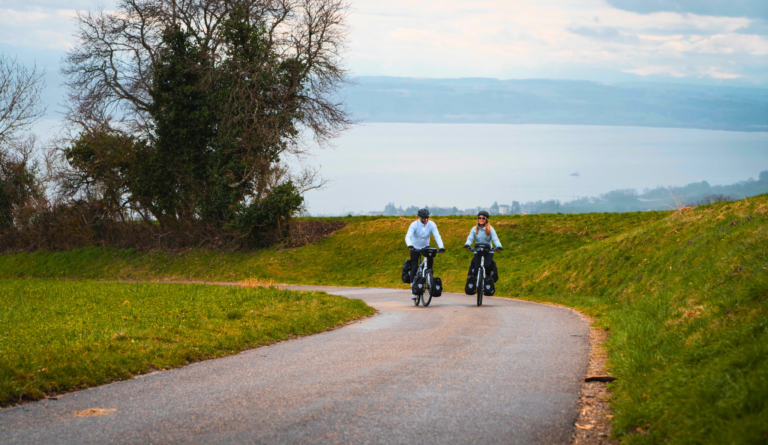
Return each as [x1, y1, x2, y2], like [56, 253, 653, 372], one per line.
[478, 210, 490, 219]
[418, 208, 430, 218]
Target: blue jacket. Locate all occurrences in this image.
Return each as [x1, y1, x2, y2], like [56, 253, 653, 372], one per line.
[465, 225, 502, 249]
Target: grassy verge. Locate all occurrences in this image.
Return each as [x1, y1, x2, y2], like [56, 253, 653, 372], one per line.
[0, 280, 375, 407]
[1, 197, 767, 443]
[0, 211, 669, 286]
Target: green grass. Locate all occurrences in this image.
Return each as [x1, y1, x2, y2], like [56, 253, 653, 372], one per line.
[2, 197, 768, 443]
[0, 280, 375, 406]
[0, 211, 670, 287]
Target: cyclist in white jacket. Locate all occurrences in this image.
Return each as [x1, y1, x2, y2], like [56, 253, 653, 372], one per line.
[405, 208, 445, 298]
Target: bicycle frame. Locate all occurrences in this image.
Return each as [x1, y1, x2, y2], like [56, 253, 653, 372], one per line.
[469, 243, 494, 306]
[412, 247, 439, 307]
[476, 255, 486, 294]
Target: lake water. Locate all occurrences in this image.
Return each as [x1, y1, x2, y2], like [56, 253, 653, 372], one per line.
[298, 124, 768, 215]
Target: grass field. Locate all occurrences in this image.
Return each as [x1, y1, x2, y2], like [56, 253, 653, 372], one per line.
[0, 280, 375, 407]
[1, 196, 767, 443]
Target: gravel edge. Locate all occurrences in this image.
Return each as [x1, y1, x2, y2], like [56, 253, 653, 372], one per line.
[570, 321, 617, 445]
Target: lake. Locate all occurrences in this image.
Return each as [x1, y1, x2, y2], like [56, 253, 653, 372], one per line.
[298, 124, 768, 215]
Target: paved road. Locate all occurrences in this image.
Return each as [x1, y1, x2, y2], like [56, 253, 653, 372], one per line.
[0, 287, 590, 445]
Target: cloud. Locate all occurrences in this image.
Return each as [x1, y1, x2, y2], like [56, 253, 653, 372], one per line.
[345, 1, 768, 83]
[605, 0, 768, 20]
[735, 19, 768, 36]
[3, 0, 116, 9]
[1, 0, 766, 99]
[0, 7, 76, 50]
[568, 26, 640, 44]
[0, 8, 48, 22]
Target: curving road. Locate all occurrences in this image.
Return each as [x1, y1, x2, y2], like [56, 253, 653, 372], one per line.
[0, 287, 590, 445]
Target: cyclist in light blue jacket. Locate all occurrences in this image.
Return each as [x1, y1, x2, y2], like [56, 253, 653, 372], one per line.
[464, 210, 503, 283]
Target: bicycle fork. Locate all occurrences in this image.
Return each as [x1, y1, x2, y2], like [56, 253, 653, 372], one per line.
[476, 256, 485, 293]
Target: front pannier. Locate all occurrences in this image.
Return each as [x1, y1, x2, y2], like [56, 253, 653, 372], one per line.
[483, 275, 496, 296]
[413, 273, 426, 293]
[465, 268, 478, 295]
[401, 260, 412, 283]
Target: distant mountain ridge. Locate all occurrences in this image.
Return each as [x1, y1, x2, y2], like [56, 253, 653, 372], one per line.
[343, 77, 768, 132]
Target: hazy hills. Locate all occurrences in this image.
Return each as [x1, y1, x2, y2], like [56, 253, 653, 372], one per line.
[343, 77, 768, 132]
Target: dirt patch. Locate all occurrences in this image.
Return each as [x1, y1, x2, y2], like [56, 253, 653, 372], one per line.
[289, 220, 347, 247]
[74, 408, 117, 417]
[571, 323, 616, 445]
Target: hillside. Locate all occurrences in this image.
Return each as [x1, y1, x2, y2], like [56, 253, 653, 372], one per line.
[1, 196, 767, 443]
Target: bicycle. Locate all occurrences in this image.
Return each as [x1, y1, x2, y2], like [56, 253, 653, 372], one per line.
[411, 247, 443, 307]
[468, 243, 499, 306]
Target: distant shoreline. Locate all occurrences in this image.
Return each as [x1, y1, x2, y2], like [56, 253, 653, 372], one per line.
[350, 121, 768, 134]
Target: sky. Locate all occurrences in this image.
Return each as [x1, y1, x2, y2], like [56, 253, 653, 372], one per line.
[1, 0, 766, 213]
[2, 0, 767, 103]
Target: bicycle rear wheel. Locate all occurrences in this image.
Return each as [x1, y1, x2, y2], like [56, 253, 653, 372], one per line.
[477, 269, 484, 306]
[421, 272, 433, 307]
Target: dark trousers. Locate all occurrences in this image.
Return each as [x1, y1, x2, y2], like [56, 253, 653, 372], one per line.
[468, 252, 494, 277]
[410, 250, 434, 281]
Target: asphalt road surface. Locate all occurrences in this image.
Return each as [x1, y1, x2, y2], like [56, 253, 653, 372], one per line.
[0, 287, 590, 445]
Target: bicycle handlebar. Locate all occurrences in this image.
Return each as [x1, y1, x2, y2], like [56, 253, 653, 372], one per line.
[468, 243, 501, 254]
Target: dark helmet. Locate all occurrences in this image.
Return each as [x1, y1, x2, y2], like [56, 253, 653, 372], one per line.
[478, 210, 490, 219]
[418, 208, 430, 218]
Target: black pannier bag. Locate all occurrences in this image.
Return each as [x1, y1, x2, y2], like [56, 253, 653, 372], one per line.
[465, 267, 478, 295]
[401, 260, 412, 283]
[487, 260, 499, 283]
[483, 275, 496, 296]
[432, 277, 443, 297]
[413, 273, 426, 293]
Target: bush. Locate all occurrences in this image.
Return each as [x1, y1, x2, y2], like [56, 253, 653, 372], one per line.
[694, 194, 734, 206]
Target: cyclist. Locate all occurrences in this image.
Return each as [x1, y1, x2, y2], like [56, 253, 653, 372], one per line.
[464, 210, 503, 286]
[405, 209, 445, 299]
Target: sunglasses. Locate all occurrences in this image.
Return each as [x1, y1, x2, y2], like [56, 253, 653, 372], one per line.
[420, 216, 429, 220]
[478, 216, 487, 220]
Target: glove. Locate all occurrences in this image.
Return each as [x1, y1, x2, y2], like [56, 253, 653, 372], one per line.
[496, 247, 503, 251]
[464, 245, 471, 250]
[438, 248, 445, 253]
[408, 245, 415, 250]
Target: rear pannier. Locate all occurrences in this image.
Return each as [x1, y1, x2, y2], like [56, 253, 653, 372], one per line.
[487, 260, 499, 283]
[401, 260, 412, 283]
[432, 277, 443, 297]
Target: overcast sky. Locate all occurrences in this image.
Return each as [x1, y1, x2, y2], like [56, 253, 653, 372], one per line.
[2, 0, 767, 84]
[1, 0, 766, 213]
[1, 0, 767, 133]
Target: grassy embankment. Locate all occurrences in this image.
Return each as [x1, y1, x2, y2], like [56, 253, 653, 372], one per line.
[1, 196, 767, 443]
[0, 280, 374, 407]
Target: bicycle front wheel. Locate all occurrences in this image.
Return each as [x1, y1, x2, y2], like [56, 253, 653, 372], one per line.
[421, 272, 433, 307]
[477, 269, 484, 306]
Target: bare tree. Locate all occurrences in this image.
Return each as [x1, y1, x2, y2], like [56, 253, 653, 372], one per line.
[0, 55, 46, 147]
[62, 0, 351, 217]
[0, 54, 47, 232]
[62, 0, 352, 142]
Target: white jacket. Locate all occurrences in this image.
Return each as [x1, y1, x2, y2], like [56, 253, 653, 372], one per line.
[405, 220, 444, 249]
